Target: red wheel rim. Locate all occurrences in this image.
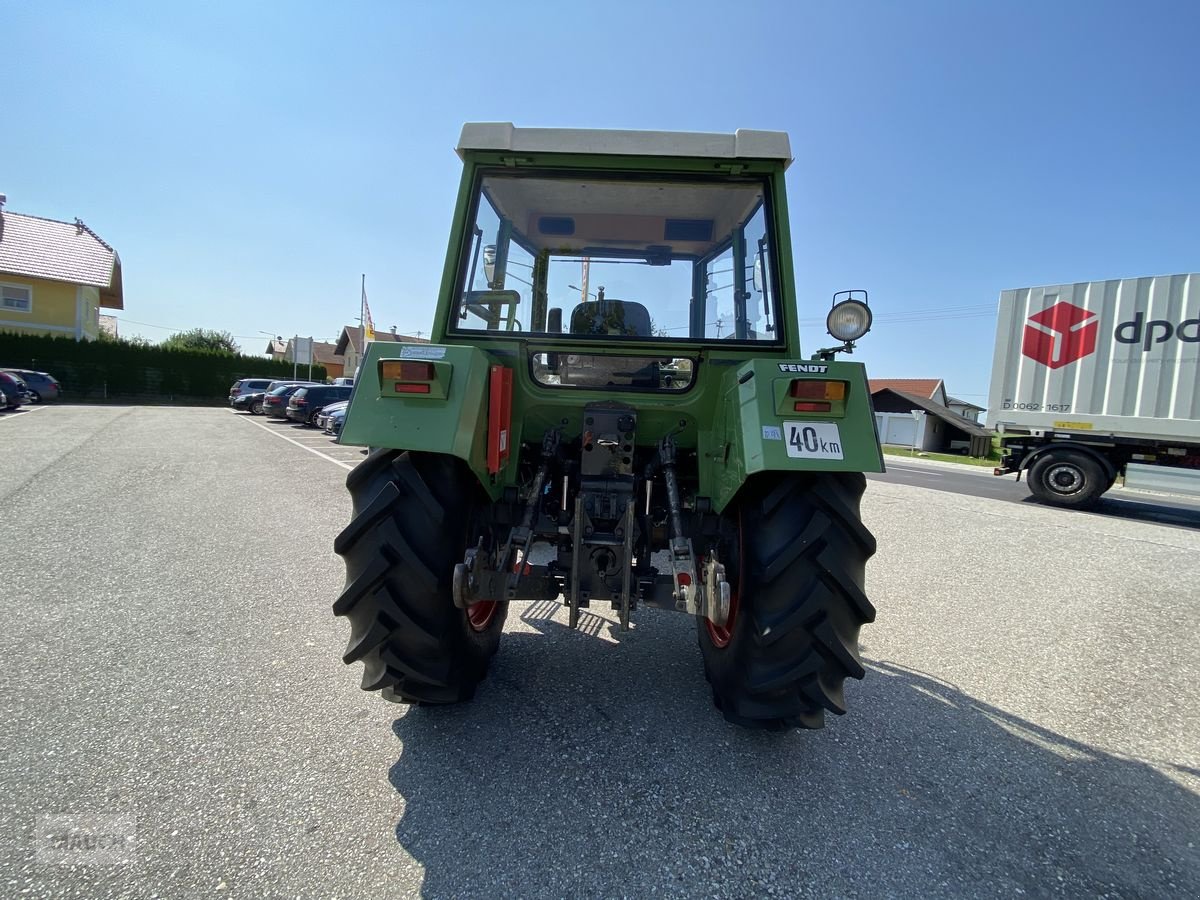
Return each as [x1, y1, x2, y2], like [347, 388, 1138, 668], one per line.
[704, 509, 743, 649]
[466, 600, 498, 631]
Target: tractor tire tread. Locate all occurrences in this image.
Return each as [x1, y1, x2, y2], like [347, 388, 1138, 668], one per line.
[699, 472, 875, 731]
[334, 450, 506, 705]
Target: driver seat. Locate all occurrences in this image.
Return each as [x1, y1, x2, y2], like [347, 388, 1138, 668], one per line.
[569, 299, 652, 337]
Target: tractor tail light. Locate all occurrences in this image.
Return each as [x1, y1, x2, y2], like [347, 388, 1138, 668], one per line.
[789, 379, 847, 401]
[382, 360, 437, 394]
[794, 401, 832, 412]
[382, 361, 435, 382]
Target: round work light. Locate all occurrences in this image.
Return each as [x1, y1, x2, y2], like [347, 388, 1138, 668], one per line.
[826, 300, 873, 342]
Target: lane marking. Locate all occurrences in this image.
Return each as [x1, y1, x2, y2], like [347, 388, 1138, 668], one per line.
[0, 404, 52, 422]
[235, 412, 355, 471]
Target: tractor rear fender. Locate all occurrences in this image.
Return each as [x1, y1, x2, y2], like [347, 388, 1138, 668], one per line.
[702, 359, 885, 513]
[339, 342, 495, 492]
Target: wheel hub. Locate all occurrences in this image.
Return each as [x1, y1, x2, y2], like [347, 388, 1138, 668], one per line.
[1046, 464, 1083, 494]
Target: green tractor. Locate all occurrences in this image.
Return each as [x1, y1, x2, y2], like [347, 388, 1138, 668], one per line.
[334, 124, 882, 730]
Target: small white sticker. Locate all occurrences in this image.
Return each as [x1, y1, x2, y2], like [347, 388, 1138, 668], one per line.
[400, 345, 447, 359]
[783, 422, 844, 459]
[499, 430, 508, 453]
[762, 425, 783, 441]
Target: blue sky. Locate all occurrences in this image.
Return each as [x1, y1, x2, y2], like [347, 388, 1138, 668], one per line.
[5, 0, 1198, 404]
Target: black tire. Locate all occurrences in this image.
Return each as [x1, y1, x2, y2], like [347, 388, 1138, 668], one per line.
[308, 409, 321, 426]
[333, 450, 507, 704]
[30, 391, 41, 403]
[250, 400, 263, 415]
[698, 473, 877, 731]
[1027, 450, 1106, 509]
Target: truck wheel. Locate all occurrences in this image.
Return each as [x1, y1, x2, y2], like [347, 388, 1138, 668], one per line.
[334, 450, 507, 705]
[1027, 450, 1106, 510]
[698, 473, 876, 730]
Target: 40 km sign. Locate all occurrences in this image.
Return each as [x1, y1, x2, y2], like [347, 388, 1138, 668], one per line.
[783, 422, 844, 460]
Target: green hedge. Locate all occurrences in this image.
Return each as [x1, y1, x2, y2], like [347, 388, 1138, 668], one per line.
[0, 332, 326, 404]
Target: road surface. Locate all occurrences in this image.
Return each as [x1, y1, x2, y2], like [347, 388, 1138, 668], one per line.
[1, 406, 1196, 898]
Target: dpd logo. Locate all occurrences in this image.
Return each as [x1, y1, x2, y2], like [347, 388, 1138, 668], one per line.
[1021, 301, 1099, 369]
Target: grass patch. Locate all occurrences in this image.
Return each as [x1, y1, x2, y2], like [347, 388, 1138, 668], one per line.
[881, 445, 999, 467]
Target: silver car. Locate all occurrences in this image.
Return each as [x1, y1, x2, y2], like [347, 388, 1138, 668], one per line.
[3, 369, 61, 402]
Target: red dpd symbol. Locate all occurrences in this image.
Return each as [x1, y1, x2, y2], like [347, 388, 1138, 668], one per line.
[1022, 302, 1099, 369]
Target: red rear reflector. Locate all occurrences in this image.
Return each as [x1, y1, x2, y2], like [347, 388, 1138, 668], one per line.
[678, 573, 692, 587]
[793, 401, 831, 412]
[487, 365, 513, 475]
[394, 383, 431, 394]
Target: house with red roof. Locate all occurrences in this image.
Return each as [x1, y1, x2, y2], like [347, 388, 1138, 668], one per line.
[869, 378, 991, 457]
[0, 197, 124, 341]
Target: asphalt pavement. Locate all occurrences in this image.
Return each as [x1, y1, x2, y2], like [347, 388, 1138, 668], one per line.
[1, 406, 1197, 898]
[872, 455, 1200, 530]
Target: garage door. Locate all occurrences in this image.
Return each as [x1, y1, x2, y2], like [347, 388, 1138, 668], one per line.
[884, 416, 917, 446]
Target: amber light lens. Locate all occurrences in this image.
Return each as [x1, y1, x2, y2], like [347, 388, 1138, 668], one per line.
[381, 361, 435, 381]
[789, 380, 846, 401]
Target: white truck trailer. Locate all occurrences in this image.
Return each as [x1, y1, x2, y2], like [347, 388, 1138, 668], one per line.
[987, 273, 1200, 508]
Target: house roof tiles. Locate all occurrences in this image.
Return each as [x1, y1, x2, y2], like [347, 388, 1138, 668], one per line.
[0, 211, 123, 308]
[335, 326, 428, 356]
[868, 378, 944, 399]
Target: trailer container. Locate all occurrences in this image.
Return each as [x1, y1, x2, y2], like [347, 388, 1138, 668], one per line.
[987, 273, 1200, 507]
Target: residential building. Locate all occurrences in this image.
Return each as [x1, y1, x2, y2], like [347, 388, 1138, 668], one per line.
[946, 396, 986, 424]
[334, 326, 427, 378]
[869, 378, 992, 457]
[867, 378, 947, 406]
[282, 338, 345, 380]
[0, 198, 124, 341]
[264, 338, 287, 361]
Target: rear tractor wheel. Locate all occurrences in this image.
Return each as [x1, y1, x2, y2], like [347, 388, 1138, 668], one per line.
[698, 473, 877, 730]
[334, 450, 507, 704]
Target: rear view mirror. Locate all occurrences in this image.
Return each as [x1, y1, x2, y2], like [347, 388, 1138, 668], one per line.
[548, 307, 563, 334]
[753, 249, 767, 294]
[483, 244, 497, 286]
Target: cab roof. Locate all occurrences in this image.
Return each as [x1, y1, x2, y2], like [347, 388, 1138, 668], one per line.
[456, 123, 792, 168]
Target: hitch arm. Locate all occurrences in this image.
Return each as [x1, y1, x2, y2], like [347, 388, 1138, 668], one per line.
[657, 434, 701, 613]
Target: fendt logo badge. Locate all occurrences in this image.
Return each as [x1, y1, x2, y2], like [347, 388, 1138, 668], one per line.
[1021, 301, 1099, 370]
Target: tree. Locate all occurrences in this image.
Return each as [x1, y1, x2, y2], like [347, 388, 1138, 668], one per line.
[98, 330, 155, 348]
[162, 328, 240, 354]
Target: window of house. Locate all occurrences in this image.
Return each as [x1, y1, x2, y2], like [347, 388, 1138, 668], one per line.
[1, 283, 32, 313]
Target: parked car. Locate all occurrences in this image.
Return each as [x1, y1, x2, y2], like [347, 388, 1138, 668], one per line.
[0, 372, 29, 409]
[324, 405, 347, 436]
[228, 378, 275, 404]
[267, 379, 319, 392]
[262, 384, 310, 419]
[231, 391, 267, 414]
[315, 400, 349, 430]
[2, 369, 62, 402]
[331, 376, 355, 386]
[287, 385, 353, 425]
